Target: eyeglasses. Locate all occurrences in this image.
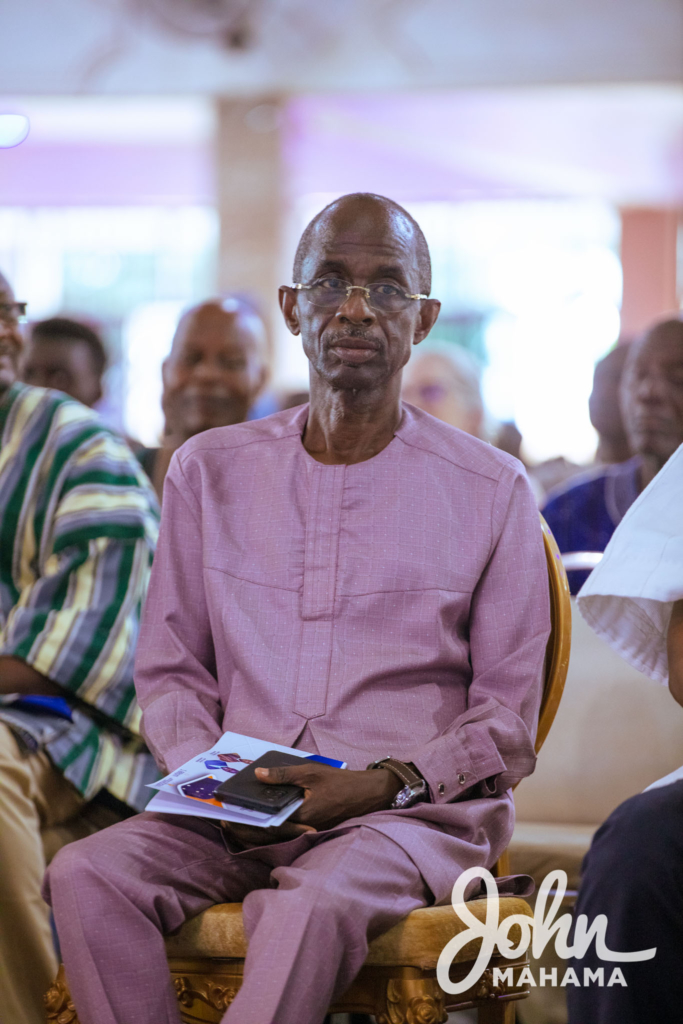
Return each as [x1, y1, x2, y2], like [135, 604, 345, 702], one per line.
[293, 278, 427, 314]
[0, 301, 27, 321]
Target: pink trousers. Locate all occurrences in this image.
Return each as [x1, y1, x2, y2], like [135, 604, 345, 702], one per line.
[44, 812, 431, 1024]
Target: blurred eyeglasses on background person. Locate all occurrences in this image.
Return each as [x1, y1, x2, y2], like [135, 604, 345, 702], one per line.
[0, 301, 27, 323]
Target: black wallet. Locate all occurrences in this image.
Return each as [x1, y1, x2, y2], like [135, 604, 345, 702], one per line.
[215, 750, 306, 813]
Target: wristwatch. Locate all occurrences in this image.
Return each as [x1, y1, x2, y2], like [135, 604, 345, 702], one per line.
[366, 756, 429, 809]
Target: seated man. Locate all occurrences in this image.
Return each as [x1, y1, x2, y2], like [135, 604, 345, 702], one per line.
[0, 272, 159, 1024]
[46, 193, 550, 1024]
[543, 321, 683, 593]
[138, 296, 268, 497]
[568, 441, 683, 1024]
[21, 316, 107, 409]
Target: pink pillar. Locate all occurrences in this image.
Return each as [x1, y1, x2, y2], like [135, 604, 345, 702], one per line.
[215, 97, 286, 347]
[619, 208, 680, 338]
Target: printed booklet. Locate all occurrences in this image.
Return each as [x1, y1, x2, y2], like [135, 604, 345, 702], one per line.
[146, 730, 346, 827]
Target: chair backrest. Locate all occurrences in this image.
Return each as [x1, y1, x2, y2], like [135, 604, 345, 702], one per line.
[492, 518, 571, 878]
[536, 515, 572, 753]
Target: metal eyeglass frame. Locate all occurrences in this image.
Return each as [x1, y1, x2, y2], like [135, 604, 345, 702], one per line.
[292, 281, 428, 312]
[0, 301, 28, 321]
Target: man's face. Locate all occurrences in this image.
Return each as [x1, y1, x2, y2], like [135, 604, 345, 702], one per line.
[402, 352, 483, 436]
[162, 305, 267, 438]
[21, 339, 102, 406]
[0, 274, 21, 395]
[620, 325, 683, 464]
[282, 203, 439, 393]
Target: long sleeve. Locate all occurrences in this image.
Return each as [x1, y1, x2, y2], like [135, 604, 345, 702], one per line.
[1, 537, 150, 728]
[0, 387, 160, 804]
[408, 468, 551, 803]
[0, 425, 157, 733]
[134, 455, 223, 773]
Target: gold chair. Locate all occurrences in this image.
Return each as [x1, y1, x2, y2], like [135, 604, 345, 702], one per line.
[45, 518, 571, 1024]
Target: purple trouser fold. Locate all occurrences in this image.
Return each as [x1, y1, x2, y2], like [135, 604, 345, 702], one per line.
[44, 811, 431, 1024]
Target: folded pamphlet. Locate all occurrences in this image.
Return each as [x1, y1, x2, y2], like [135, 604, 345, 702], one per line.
[146, 730, 346, 826]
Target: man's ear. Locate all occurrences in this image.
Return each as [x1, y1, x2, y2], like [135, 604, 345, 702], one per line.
[413, 299, 441, 347]
[279, 286, 301, 336]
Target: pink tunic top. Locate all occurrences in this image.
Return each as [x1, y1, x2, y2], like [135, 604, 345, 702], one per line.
[135, 403, 550, 901]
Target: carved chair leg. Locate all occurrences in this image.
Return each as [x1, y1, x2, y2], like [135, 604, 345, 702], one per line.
[376, 976, 447, 1024]
[476, 1000, 515, 1023]
[44, 964, 81, 1024]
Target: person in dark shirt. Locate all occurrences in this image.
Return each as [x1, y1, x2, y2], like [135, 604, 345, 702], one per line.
[543, 320, 683, 594]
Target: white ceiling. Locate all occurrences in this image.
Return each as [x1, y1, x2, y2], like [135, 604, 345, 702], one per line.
[3, 86, 683, 207]
[0, 0, 681, 95]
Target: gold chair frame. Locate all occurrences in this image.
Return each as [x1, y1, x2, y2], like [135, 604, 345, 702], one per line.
[46, 517, 571, 1024]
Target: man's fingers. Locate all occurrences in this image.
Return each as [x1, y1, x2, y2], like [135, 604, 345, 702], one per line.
[274, 821, 317, 839]
[255, 764, 312, 785]
[222, 820, 316, 848]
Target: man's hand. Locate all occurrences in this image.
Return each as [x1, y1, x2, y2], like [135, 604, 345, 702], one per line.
[221, 819, 316, 848]
[222, 762, 402, 848]
[0, 656, 61, 695]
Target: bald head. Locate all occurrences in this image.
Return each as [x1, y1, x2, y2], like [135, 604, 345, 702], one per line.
[161, 297, 268, 441]
[281, 194, 440, 405]
[293, 193, 431, 295]
[620, 318, 683, 471]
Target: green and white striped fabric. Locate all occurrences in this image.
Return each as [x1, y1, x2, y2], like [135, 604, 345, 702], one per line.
[0, 383, 160, 809]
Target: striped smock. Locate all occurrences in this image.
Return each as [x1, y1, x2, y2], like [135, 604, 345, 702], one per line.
[0, 383, 160, 809]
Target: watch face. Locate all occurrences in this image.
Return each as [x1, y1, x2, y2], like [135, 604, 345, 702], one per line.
[392, 779, 427, 809]
[392, 785, 413, 809]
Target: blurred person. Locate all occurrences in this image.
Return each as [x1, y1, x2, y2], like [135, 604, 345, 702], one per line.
[491, 421, 581, 506]
[138, 297, 268, 497]
[402, 341, 486, 437]
[21, 317, 106, 408]
[566, 442, 683, 1024]
[526, 344, 633, 508]
[542, 319, 683, 594]
[589, 342, 633, 465]
[0, 271, 159, 1024]
[0, 271, 25, 389]
[45, 193, 549, 1024]
[493, 420, 523, 461]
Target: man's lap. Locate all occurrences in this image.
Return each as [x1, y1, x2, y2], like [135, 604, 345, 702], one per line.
[44, 811, 432, 940]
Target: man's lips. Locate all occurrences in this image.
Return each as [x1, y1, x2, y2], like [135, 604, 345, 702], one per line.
[633, 416, 674, 432]
[329, 339, 379, 364]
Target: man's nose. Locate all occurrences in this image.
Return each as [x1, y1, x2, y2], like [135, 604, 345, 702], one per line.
[335, 289, 376, 326]
[190, 358, 221, 381]
[635, 372, 668, 402]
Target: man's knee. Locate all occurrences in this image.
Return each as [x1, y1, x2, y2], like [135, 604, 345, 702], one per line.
[44, 839, 85, 905]
[43, 830, 110, 908]
[247, 873, 356, 935]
